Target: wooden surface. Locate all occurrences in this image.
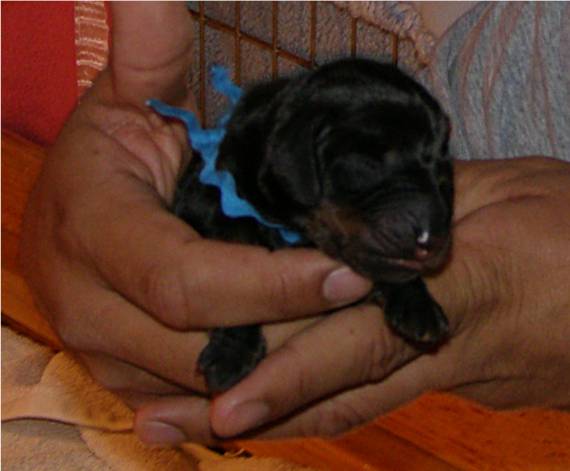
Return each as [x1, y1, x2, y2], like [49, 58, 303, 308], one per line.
[1, 131, 61, 348]
[3, 130, 570, 470]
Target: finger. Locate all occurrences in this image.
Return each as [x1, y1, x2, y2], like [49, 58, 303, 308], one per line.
[236, 335, 458, 440]
[39, 257, 210, 391]
[206, 304, 416, 437]
[111, 2, 194, 106]
[77, 317, 320, 396]
[78, 354, 204, 423]
[253, 345, 454, 439]
[78, 353, 189, 396]
[52, 259, 327, 395]
[80, 178, 371, 330]
[49, 117, 371, 331]
[134, 342, 445, 444]
[134, 395, 213, 446]
[60, 287, 210, 392]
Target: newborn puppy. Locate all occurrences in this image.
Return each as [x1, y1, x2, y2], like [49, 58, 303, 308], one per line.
[174, 58, 453, 393]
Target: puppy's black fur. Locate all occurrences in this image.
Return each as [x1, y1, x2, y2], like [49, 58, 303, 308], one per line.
[174, 58, 454, 393]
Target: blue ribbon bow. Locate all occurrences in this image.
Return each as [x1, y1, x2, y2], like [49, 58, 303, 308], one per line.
[147, 66, 301, 245]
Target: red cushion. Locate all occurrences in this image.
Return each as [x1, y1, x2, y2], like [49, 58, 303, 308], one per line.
[2, 2, 78, 146]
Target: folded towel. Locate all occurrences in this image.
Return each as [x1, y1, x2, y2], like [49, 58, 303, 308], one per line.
[1, 327, 312, 470]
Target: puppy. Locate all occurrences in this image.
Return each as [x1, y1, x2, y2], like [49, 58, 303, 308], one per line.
[174, 58, 454, 393]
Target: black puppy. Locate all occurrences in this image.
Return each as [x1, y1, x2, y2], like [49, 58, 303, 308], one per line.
[174, 58, 454, 393]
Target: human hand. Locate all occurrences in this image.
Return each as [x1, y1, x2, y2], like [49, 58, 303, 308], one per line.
[20, 1, 371, 444]
[135, 157, 570, 442]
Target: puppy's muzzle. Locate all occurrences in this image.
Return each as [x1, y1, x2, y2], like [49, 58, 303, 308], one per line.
[307, 204, 451, 283]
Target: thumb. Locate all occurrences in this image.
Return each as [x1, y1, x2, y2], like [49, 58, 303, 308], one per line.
[110, 2, 194, 105]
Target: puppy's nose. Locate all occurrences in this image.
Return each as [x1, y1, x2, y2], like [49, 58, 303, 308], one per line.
[417, 229, 430, 247]
[414, 230, 447, 261]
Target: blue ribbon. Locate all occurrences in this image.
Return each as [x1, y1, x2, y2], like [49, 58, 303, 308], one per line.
[147, 66, 301, 245]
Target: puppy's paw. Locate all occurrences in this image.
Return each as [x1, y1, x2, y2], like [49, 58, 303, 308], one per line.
[381, 279, 449, 348]
[198, 325, 267, 394]
[385, 297, 449, 347]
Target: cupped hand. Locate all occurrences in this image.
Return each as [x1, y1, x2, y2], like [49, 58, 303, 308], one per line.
[20, 2, 371, 444]
[136, 157, 570, 443]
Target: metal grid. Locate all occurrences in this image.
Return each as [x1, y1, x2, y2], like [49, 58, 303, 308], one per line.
[187, 1, 400, 125]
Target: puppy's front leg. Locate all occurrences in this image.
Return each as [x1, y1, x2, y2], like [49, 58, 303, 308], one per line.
[376, 277, 449, 348]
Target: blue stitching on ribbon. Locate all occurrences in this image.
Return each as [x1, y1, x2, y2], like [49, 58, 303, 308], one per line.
[147, 66, 301, 245]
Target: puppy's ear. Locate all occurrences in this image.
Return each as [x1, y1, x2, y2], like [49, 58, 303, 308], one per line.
[260, 113, 322, 209]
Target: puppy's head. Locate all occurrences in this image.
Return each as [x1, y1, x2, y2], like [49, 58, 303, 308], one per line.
[258, 60, 453, 283]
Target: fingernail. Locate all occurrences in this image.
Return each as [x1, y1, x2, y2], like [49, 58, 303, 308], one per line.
[223, 401, 270, 437]
[139, 421, 187, 446]
[323, 266, 371, 305]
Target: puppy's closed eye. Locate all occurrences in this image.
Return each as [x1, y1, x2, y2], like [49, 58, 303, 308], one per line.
[328, 154, 385, 196]
[175, 58, 454, 393]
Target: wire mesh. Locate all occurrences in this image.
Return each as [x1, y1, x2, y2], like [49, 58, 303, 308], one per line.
[187, 1, 400, 126]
